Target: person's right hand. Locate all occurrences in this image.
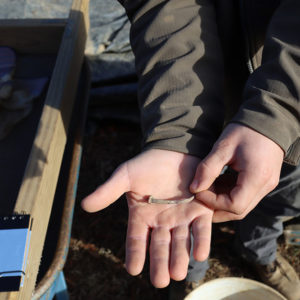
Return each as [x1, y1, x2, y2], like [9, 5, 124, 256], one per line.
[81, 149, 213, 288]
[190, 124, 284, 222]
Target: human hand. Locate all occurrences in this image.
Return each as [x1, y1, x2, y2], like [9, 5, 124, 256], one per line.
[81, 149, 213, 288]
[190, 123, 284, 222]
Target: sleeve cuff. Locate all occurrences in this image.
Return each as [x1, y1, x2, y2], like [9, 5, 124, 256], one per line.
[143, 132, 215, 159]
[230, 103, 300, 165]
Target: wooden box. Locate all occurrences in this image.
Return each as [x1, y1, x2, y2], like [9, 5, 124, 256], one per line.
[0, 0, 89, 298]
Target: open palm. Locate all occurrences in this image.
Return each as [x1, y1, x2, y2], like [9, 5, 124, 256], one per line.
[81, 149, 213, 288]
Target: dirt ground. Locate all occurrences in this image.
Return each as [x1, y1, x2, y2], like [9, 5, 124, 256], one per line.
[64, 120, 300, 300]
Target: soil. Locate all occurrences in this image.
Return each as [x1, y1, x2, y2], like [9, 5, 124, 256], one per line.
[64, 120, 300, 300]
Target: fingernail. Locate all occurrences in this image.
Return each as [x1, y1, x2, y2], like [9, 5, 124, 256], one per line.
[190, 180, 198, 191]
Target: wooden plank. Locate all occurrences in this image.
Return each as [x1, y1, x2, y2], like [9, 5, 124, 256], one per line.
[0, 55, 56, 215]
[0, 19, 66, 53]
[0, 0, 89, 299]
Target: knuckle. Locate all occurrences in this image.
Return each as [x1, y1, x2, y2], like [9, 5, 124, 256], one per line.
[258, 166, 279, 190]
[259, 166, 273, 183]
[231, 213, 245, 221]
[215, 138, 231, 151]
[230, 202, 247, 215]
[267, 176, 280, 191]
[198, 160, 218, 180]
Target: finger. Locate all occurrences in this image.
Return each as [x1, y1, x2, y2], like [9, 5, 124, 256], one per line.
[212, 185, 269, 222]
[190, 144, 232, 193]
[192, 215, 212, 261]
[196, 169, 262, 216]
[212, 200, 257, 222]
[126, 219, 149, 276]
[150, 227, 171, 288]
[196, 190, 233, 213]
[212, 210, 246, 223]
[228, 166, 276, 214]
[169, 225, 190, 281]
[81, 164, 130, 212]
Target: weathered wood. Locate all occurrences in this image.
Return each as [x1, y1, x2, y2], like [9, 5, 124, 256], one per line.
[0, 0, 89, 299]
[32, 60, 90, 300]
[0, 19, 66, 54]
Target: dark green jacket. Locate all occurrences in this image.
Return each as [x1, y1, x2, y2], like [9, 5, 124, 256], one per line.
[120, 0, 300, 165]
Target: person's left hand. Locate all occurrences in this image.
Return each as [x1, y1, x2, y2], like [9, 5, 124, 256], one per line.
[81, 149, 213, 288]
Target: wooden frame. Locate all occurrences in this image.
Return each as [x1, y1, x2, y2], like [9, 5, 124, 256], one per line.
[0, 0, 89, 299]
[0, 19, 67, 54]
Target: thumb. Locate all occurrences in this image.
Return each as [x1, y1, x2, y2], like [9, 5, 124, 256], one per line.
[81, 163, 130, 212]
[190, 144, 232, 193]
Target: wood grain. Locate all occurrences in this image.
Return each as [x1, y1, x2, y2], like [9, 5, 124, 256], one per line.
[0, 0, 89, 299]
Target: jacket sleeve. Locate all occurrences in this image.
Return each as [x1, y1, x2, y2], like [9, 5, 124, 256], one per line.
[231, 0, 300, 165]
[119, 0, 225, 158]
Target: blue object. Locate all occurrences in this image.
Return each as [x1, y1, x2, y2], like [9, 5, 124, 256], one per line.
[38, 271, 69, 300]
[0, 215, 31, 292]
[284, 225, 300, 246]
